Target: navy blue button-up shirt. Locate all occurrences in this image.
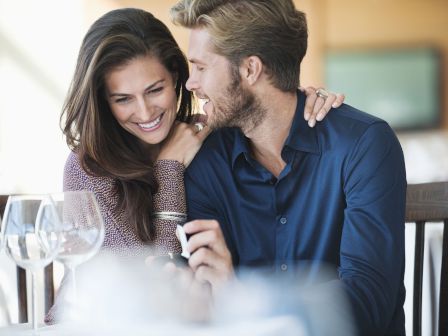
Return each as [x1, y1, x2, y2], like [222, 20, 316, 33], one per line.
[185, 91, 406, 335]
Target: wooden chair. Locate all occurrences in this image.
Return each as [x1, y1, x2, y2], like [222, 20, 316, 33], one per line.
[0, 195, 54, 323]
[405, 182, 448, 336]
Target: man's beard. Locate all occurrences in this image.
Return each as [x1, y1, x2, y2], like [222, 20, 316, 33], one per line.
[209, 68, 266, 133]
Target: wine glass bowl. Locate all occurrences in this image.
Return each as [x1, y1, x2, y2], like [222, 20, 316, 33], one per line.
[51, 191, 105, 269]
[4, 200, 59, 270]
[1, 195, 61, 334]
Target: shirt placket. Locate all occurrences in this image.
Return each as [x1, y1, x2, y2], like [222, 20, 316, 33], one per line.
[274, 149, 294, 273]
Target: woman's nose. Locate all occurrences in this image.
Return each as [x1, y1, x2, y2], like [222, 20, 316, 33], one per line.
[135, 98, 153, 120]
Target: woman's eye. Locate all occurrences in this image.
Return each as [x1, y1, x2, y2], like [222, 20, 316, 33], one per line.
[148, 87, 163, 94]
[115, 97, 129, 104]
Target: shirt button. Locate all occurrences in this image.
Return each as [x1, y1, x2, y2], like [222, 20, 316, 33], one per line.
[280, 264, 288, 271]
[280, 217, 287, 225]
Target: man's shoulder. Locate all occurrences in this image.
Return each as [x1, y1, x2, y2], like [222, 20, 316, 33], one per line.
[186, 127, 237, 174]
[320, 103, 394, 141]
[327, 103, 385, 129]
[195, 127, 238, 157]
[315, 104, 404, 165]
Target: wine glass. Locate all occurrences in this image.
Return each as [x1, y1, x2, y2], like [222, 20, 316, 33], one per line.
[50, 190, 105, 315]
[1, 195, 60, 334]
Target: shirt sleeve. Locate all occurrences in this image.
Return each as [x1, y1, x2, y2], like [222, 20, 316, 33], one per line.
[185, 176, 219, 221]
[185, 163, 240, 266]
[338, 122, 406, 335]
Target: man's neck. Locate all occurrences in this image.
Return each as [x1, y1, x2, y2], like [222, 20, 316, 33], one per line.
[244, 90, 297, 177]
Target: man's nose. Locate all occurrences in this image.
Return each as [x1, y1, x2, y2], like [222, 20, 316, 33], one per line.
[186, 74, 198, 92]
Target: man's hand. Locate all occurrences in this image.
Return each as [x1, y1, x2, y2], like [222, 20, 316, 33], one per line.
[145, 254, 212, 323]
[183, 220, 235, 293]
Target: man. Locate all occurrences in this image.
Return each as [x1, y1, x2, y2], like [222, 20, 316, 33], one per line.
[170, 1, 406, 335]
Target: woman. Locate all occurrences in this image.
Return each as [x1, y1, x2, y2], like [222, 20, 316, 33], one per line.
[61, 7, 205, 258]
[46, 7, 343, 322]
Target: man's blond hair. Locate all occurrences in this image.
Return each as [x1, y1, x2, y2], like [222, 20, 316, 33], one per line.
[171, 0, 308, 92]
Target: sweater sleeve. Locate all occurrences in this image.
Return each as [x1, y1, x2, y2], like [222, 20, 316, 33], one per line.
[151, 160, 184, 255]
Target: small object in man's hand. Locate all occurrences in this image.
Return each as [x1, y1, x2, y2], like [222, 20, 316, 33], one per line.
[176, 224, 191, 259]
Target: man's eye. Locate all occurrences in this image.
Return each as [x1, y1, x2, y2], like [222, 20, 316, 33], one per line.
[193, 64, 205, 72]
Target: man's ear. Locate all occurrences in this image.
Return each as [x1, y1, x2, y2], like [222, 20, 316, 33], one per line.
[240, 56, 263, 86]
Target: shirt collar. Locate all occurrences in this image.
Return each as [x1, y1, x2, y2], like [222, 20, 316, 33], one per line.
[284, 90, 320, 154]
[231, 128, 251, 167]
[231, 90, 320, 167]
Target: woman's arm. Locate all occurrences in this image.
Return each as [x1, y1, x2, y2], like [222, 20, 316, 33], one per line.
[152, 160, 185, 255]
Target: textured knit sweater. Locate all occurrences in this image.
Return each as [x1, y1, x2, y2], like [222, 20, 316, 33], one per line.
[45, 151, 184, 323]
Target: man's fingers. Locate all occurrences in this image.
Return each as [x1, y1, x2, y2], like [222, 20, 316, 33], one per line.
[188, 246, 228, 271]
[194, 264, 221, 286]
[183, 219, 220, 235]
[187, 226, 228, 257]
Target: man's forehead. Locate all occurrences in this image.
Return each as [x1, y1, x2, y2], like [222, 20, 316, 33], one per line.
[187, 27, 214, 61]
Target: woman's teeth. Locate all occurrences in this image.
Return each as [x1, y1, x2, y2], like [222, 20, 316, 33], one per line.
[138, 114, 163, 129]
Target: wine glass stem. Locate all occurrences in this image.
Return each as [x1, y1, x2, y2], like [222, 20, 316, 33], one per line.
[69, 266, 77, 303]
[31, 271, 38, 333]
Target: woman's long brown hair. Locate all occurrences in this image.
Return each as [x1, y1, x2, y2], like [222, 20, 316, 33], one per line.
[61, 8, 193, 241]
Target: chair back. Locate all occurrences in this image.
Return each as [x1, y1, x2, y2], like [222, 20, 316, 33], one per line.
[0, 195, 54, 323]
[405, 182, 448, 336]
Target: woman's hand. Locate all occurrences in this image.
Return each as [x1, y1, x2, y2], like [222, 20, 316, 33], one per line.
[157, 120, 211, 167]
[301, 86, 345, 127]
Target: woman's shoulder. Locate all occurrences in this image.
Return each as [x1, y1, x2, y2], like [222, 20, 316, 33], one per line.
[64, 150, 82, 171]
[63, 151, 114, 193]
[64, 151, 88, 183]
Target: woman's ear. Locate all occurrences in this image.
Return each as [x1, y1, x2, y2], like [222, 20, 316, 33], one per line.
[240, 56, 263, 86]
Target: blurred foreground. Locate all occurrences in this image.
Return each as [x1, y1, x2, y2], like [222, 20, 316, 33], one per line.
[50, 252, 355, 336]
